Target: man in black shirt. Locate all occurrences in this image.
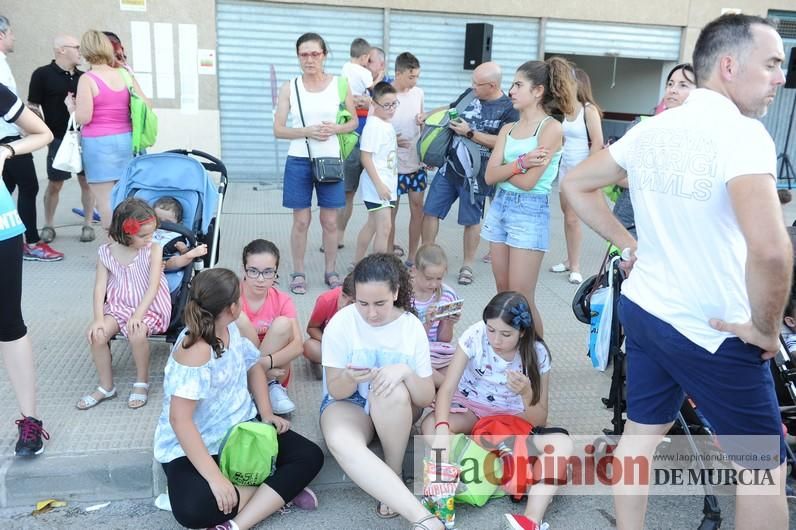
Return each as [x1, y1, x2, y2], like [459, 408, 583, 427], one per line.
[27, 34, 95, 243]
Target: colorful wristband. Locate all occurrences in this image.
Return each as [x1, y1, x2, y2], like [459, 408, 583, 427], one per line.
[435, 421, 450, 430]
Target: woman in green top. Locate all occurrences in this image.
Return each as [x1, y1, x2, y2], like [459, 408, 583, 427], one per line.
[482, 57, 577, 337]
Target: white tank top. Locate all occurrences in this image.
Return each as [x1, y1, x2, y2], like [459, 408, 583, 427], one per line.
[561, 103, 591, 167]
[288, 75, 341, 158]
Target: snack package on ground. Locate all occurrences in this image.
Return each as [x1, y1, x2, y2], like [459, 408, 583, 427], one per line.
[421, 458, 459, 529]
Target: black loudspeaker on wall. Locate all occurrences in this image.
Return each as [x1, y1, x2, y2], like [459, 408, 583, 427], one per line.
[463, 23, 493, 70]
[786, 47, 796, 89]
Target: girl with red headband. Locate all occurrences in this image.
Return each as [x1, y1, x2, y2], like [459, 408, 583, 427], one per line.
[77, 198, 171, 411]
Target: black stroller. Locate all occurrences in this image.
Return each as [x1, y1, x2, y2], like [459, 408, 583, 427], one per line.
[573, 247, 723, 529]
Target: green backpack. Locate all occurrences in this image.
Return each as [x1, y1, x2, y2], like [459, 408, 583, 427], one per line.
[336, 77, 359, 160]
[119, 68, 158, 155]
[450, 433, 505, 506]
[218, 421, 279, 487]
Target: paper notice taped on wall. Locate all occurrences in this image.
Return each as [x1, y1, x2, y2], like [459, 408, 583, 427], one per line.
[178, 24, 199, 113]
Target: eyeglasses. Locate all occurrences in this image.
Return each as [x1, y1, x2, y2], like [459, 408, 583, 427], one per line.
[245, 267, 278, 280]
[298, 51, 324, 60]
[63, 45, 80, 50]
[374, 100, 400, 110]
[471, 81, 493, 88]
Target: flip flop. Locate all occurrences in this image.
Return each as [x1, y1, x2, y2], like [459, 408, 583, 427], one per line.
[375, 500, 399, 519]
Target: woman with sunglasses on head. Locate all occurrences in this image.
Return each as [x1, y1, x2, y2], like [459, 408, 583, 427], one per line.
[235, 239, 303, 416]
[612, 63, 696, 236]
[273, 32, 358, 296]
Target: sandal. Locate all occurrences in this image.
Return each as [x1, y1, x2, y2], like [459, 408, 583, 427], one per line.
[411, 514, 442, 529]
[324, 271, 342, 289]
[289, 273, 307, 295]
[375, 500, 399, 519]
[40, 226, 56, 243]
[79, 225, 96, 242]
[481, 252, 492, 264]
[393, 244, 405, 258]
[550, 262, 569, 273]
[457, 266, 474, 286]
[128, 382, 149, 409]
[76, 385, 117, 410]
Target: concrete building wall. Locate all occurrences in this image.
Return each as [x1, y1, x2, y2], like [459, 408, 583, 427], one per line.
[2, 0, 220, 155]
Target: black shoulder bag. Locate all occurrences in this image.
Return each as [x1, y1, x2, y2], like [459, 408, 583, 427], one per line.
[294, 78, 344, 184]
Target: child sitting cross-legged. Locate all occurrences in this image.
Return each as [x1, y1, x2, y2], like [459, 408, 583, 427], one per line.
[410, 244, 460, 387]
[420, 291, 572, 530]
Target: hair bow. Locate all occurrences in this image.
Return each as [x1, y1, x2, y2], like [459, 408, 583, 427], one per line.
[122, 216, 154, 236]
[510, 303, 532, 330]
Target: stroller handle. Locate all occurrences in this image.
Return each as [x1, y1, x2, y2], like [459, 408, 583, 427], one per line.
[166, 149, 228, 191]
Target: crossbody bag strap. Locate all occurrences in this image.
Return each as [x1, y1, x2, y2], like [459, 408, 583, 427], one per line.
[583, 103, 591, 147]
[294, 77, 313, 159]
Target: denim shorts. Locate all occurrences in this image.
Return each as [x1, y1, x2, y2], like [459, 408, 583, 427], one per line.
[282, 156, 345, 210]
[81, 132, 133, 184]
[319, 390, 367, 415]
[619, 296, 786, 466]
[481, 188, 550, 251]
[422, 170, 485, 227]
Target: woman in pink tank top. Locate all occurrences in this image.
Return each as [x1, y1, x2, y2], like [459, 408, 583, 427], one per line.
[75, 30, 146, 229]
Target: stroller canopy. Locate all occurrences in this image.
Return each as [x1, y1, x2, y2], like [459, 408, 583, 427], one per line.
[111, 153, 219, 233]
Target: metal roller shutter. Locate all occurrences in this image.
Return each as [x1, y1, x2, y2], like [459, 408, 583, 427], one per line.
[388, 11, 539, 110]
[217, 0, 383, 181]
[544, 19, 682, 61]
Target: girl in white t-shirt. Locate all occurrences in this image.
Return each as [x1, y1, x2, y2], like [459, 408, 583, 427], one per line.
[320, 253, 443, 530]
[353, 83, 400, 264]
[421, 291, 572, 529]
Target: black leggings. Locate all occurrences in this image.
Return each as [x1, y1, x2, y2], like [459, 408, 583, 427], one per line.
[162, 429, 324, 529]
[1, 136, 40, 245]
[0, 234, 26, 342]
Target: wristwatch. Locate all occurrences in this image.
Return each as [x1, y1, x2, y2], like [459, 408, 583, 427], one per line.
[466, 130, 475, 140]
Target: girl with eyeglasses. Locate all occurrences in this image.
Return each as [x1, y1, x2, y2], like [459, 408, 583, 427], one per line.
[273, 32, 358, 296]
[236, 239, 303, 415]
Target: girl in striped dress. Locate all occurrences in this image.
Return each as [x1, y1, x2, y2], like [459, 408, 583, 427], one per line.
[77, 198, 171, 410]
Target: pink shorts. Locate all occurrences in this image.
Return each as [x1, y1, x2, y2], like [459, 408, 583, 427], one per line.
[449, 390, 520, 419]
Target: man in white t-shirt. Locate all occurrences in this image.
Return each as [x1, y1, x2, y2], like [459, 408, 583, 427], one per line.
[563, 14, 790, 529]
[388, 52, 425, 264]
[333, 38, 375, 254]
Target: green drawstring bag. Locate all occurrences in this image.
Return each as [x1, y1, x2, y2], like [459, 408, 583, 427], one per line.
[336, 77, 359, 160]
[118, 68, 158, 155]
[450, 433, 505, 507]
[218, 421, 278, 487]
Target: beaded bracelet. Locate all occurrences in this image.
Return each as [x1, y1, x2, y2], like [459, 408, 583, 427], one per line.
[0, 143, 15, 159]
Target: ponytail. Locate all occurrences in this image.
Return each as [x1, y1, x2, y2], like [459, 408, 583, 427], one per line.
[182, 268, 241, 358]
[545, 56, 577, 116]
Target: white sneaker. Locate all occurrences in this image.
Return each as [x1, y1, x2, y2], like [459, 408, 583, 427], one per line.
[268, 381, 296, 415]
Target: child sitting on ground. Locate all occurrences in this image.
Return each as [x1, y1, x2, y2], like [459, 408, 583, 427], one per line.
[235, 239, 303, 416]
[411, 244, 460, 387]
[77, 198, 172, 410]
[151, 196, 207, 293]
[421, 291, 572, 529]
[353, 82, 399, 264]
[303, 273, 354, 380]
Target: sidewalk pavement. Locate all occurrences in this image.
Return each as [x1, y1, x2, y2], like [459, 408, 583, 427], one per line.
[1, 169, 794, 527]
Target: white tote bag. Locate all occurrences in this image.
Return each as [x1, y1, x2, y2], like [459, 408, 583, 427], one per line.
[588, 256, 619, 371]
[52, 114, 82, 173]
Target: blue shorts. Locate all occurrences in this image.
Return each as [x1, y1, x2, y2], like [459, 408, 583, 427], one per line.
[282, 156, 345, 210]
[422, 170, 485, 227]
[397, 169, 428, 195]
[81, 132, 133, 184]
[481, 188, 550, 251]
[619, 296, 786, 466]
[319, 390, 367, 415]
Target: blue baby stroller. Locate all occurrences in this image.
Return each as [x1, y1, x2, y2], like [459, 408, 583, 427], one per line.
[111, 149, 228, 342]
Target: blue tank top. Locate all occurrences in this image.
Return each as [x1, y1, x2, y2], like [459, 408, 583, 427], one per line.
[499, 116, 561, 195]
